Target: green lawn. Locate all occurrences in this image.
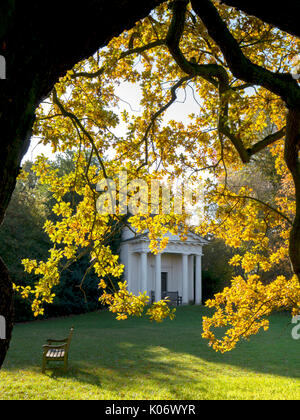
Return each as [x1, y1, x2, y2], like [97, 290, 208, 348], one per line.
[1, 306, 300, 400]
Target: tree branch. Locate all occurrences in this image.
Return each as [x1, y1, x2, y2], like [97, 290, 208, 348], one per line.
[248, 127, 286, 157]
[52, 87, 108, 180]
[136, 75, 194, 171]
[191, 0, 300, 108]
[165, 1, 287, 165]
[220, 0, 300, 39]
[227, 193, 293, 226]
[166, 0, 229, 87]
[71, 39, 166, 79]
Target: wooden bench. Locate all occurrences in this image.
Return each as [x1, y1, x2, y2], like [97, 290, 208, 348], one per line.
[42, 327, 74, 373]
[151, 290, 182, 306]
[151, 290, 155, 304]
[162, 291, 182, 306]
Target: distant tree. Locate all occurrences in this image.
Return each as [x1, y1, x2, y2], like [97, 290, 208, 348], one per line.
[202, 238, 234, 302]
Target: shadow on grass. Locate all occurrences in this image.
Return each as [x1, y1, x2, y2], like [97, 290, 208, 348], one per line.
[2, 306, 300, 396]
[46, 366, 102, 387]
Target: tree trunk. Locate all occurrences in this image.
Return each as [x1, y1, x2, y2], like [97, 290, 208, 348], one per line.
[284, 109, 300, 278]
[221, 0, 300, 38]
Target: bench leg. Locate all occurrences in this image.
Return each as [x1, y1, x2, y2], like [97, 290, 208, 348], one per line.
[64, 356, 68, 373]
[42, 356, 47, 373]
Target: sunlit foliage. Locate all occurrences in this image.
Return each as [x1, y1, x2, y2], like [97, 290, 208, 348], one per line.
[16, 0, 300, 348]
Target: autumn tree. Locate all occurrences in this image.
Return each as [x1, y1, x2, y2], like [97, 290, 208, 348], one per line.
[1, 0, 300, 366]
[16, 0, 300, 351]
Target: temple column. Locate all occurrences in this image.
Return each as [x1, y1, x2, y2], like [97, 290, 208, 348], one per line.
[195, 254, 202, 305]
[182, 253, 188, 304]
[155, 253, 161, 302]
[141, 252, 148, 294]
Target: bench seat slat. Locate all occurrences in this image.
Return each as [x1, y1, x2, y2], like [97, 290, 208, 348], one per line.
[46, 349, 65, 358]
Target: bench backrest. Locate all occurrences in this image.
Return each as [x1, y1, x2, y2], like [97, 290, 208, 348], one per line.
[66, 327, 74, 351]
[162, 291, 178, 301]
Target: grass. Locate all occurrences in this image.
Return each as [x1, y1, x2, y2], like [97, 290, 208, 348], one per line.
[1, 306, 300, 400]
